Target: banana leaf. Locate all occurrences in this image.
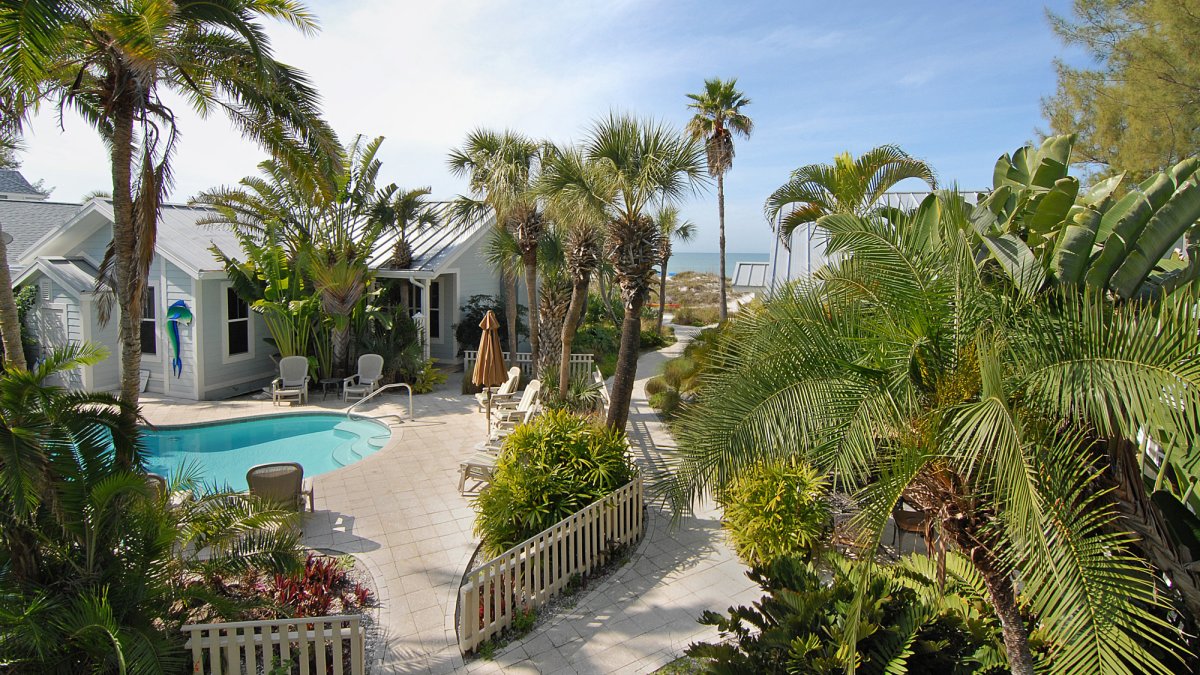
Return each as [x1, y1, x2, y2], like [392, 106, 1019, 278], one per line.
[1050, 206, 1101, 285]
[1110, 181, 1200, 298]
[983, 233, 1045, 296]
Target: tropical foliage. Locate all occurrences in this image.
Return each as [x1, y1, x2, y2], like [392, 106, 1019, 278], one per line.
[717, 458, 830, 566]
[670, 183, 1195, 671]
[653, 205, 697, 334]
[764, 145, 936, 244]
[0, 0, 337, 435]
[473, 410, 633, 556]
[688, 552, 1016, 674]
[0, 346, 305, 671]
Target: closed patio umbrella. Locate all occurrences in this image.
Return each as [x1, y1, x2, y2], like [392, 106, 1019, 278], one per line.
[473, 310, 508, 430]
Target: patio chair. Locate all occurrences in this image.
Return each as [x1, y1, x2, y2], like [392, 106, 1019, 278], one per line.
[343, 353, 385, 403]
[246, 462, 314, 512]
[493, 379, 542, 422]
[145, 472, 168, 499]
[892, 500, 930, 554]
[475, 366, 522, 411]
[459, 451, 498, 494]
[272, 356, 310, 406]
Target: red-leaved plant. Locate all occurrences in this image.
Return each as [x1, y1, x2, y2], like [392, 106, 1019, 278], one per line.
[272, 553, 373, 616]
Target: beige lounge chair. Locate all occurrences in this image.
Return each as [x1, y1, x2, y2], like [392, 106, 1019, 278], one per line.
[246, 462, 314, 512]
[475, 366, 522, 411]
[343, 353, 385, 403]
[458, 452, 497, 494]
[272, 356, 310, 406]
[493, 380, 541, 425]
[145, 472, 168, 499]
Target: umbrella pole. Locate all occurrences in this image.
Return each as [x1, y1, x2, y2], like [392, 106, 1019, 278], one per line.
[485, 386, 492, 434]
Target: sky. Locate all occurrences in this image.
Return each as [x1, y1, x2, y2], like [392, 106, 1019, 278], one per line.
[14, 0, 1082, 254]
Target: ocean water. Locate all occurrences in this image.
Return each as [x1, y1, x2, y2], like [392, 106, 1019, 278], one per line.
[667, 251, 769, 275]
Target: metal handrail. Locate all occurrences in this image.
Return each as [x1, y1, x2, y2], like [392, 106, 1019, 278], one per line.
[346, 382, 413, 421]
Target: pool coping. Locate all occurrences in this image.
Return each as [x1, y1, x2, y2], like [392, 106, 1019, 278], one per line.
[140, 409, 392, 435]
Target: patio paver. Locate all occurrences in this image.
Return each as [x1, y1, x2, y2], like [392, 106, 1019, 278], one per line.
[139, 328, 759, 674]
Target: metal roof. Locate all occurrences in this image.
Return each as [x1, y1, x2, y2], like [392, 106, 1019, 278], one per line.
[0, 200, 83, 271]
[367, 201, 494, 274]
[43, 257, 100, 294]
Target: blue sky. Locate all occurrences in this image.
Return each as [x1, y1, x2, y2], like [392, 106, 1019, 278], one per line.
[16, 0, 1080, 254]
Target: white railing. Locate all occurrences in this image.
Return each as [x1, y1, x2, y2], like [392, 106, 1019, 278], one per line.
[463, 351, 594, 383]
[345, 382, 412, 420]
[182, 615, 365, 675]
[457, 474, 644, 654]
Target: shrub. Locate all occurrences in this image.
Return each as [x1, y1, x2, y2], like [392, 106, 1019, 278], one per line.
[574, 321, 619, 356]
[638, 322, 676, 350]
[473, 410, 634, 556]
[673, 305, 721, 327]
[540, 371, 605, 415]
[271, 553, 373, 616]
[648, 389, 681, 417]
[454, 294, 526, 356]
[718, 458, 830, 566]
[409, 359, 447, 393]
[687, 553, 1005, 673]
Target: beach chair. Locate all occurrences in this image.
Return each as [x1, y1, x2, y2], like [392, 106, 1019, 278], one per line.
[272, 356, 310, 406]
[493, 379, 541, 421]
[145, 472, 168, 499]
[458, 452, 498, 494]
[475, 366, 522, 411]
[343, 353, 385, 403]
[246, 462, 314, 512]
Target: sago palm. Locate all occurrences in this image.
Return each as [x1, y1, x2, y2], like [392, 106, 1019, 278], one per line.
[449, 129, 547, 364]
[764, 145, 936, 249]
[669, 208, 1192, 674]
[653, 205, 697, 335]
[1, 0, 337, 444]
[686, 77, 752, 321]
[559, 113, 706, 430]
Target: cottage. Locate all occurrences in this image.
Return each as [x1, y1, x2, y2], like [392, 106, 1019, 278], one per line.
[10, 195, 510, 399]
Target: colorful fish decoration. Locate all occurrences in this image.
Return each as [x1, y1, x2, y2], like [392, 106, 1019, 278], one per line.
[166, 300, 192, 378]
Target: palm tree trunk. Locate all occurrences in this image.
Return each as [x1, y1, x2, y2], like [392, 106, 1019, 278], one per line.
[524, 251, 539, 366]
[559, 273, 591, 398]
[975, 551, 1036, 675]
[656, 261, 668, 336]
[717, 171, 728, 323]
[503, 271, 518, 355]
[111, 100, 141, 466]
[1106, 437, 1200, 621]
[0, 231, 27, 370]
[332, 324, 350, 377]
[606, 293, 645, 431]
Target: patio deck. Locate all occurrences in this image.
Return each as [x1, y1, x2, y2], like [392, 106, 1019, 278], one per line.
[139, 332, 759, 674]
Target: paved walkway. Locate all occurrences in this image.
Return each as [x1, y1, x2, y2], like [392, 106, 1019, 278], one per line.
[140, 331, 758, 674]
[472, 327, 758, 674]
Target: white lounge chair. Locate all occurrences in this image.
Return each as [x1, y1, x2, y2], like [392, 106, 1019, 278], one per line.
[343, 353, 385, 403]
[493, 379, 541, 425]
[458, 452, 498, 494]
[246, 462, 314, 512]
[475, 366, 522, 411]
[272, 356, 311, 406]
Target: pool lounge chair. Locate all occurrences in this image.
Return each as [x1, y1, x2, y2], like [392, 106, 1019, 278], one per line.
[475, 366, 522, 411]
[493, 380, 541, 425]
[272, 356, 311, 406]
[246, 462, 314, 512]
[458, 452, 497, 494]
[343, 353, 385, 403]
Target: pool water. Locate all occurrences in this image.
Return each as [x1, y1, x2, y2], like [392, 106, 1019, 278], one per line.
[142, 413, 392, 491]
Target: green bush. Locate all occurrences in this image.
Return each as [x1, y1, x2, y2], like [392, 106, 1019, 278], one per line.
[687, 553, 1006, 673]
[648, 389, 681, 417]
[473, 410, 634, 556]
[539, 371, 605, 415]
[409, 359, 447, 393]
[454, 294, 526, 356]
[574, 321, 619, 356]
[718, 458, 830, 566]
[673, 305, 721, 327]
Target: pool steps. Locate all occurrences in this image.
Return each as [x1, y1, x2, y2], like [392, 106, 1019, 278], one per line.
[330, 420, 392, 467]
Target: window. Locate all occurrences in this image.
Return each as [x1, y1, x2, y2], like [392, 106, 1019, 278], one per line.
[406, 280, 441, 340]
[226, 287, 250, 356]
[141, 287, 157, 354]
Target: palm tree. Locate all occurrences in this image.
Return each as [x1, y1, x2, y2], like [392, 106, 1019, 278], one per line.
[386, 187, 437, 269]
[199, 135, 395, 375]
[764, 145, 936, 247]
[449, 129, 547, 364]
[557, 114, 706, 430]
[686, 77, 752, 322]
[0, 0, 337, 443]
[653, 205, 697, 335]
[538, 144, 607, 398]
[668, 207, 1192, 674]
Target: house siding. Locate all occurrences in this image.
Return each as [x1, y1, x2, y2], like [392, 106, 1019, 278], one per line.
[198, 277, 276, 399]
[26, 274, 84, 389]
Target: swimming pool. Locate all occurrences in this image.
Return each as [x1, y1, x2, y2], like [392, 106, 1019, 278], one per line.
[142, 413, 392, 491]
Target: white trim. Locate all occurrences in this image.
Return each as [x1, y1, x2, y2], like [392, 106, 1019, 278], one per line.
[192, 278, 204, 399]
[219, 281, 255, 364]
[159, 265, 170, 396]
[202, 369, 277, 395]
[444, 268, 461, 355]
[79, 298, 94, 391]
[429, 278, 444, 345]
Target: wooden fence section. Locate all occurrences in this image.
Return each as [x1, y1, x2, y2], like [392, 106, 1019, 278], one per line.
[182, 615, 365, 675]
[463, 351, 593, 381]
[457, 474, 644, 654]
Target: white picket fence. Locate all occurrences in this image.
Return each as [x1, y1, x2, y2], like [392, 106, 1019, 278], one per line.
[463, 351, 594, 381]
[457, 474, 644, 654]
[182, 615, 365, 675]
